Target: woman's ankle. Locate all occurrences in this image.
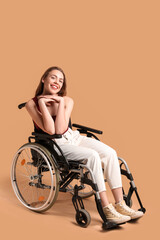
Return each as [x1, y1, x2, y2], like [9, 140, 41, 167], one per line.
[99, 191, 109, 207]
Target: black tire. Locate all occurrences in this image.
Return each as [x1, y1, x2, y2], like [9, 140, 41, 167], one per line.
[75, 209, 91, 228]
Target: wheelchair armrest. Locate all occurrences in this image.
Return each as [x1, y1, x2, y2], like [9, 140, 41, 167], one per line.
[32, 132, 62, 139]
[72, 123, 103, 135]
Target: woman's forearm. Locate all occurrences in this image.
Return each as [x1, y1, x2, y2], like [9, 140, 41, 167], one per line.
[38, 99, 55, 134]
[55, 99, 67, 134]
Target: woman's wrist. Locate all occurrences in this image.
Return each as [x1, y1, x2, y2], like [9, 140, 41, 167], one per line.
[59, 97, 64, 103]
[38, 98, 45, 104]
[38, 98, 48, 107]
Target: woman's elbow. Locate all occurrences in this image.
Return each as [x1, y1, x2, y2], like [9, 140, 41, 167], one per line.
[55, 129, 64, 135]
[45, 128, 55, 135]
[48, 130, 56, 135]
[55, 127, 67, 135]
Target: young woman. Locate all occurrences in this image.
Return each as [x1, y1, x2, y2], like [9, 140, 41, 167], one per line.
[25, 66, 143, 224]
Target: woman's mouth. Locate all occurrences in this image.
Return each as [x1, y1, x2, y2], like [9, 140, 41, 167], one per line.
[50, 84, 59, 90]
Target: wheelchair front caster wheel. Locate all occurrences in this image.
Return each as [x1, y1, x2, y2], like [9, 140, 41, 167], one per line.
[76, 209, 91, 228]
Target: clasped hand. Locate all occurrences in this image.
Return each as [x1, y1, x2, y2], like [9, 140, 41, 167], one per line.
[37, 95, 64, 106]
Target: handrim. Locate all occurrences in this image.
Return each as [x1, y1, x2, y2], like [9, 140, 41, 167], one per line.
[11, 142, 59, 212]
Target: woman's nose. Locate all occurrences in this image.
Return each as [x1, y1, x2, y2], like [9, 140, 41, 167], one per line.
[54, 79, 59, 85]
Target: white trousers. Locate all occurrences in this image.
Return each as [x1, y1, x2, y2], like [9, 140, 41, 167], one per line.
[54, 128, 122, 193]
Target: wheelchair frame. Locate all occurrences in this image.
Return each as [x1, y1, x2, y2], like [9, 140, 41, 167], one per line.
[11, 102, 146, 230]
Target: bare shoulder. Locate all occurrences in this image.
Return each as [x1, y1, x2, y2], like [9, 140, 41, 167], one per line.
[63, 96, 74, 102]
[63, 96, 74, 106]
[25, 98, 35, 109]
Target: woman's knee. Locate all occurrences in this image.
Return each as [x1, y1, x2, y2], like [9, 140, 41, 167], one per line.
[104, 146, 117, 156]
[111, 148, 117, 157]
[87, 149, 101, 165]
[103, 147, 118, 163]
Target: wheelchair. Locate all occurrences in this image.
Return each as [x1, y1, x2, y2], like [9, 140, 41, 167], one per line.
[10, 102, 146, 230]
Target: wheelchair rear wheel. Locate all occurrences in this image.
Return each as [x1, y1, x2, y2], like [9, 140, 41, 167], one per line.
[11, 142, 59, 212]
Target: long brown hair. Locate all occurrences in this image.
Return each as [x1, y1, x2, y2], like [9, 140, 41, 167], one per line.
[35, 66, 67, 97]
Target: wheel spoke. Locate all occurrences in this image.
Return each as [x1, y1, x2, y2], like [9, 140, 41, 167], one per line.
[11, 144, 59, 212]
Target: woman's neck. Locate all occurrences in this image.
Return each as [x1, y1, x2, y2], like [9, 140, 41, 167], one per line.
[42, 90, 58, 96]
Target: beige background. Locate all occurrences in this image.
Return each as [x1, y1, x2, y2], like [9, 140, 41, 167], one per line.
[0, 0, 159, 239]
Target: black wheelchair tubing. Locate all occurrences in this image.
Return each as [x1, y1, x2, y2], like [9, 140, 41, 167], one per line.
[32, 132, 62, 139]
[29, 136, 70, 170]
[41, 140, 70, 170]
[72, 123, 103, 134]
[18, 102, 26, 109]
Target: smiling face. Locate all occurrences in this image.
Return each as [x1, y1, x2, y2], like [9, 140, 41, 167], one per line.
[42, 69, 64, 95]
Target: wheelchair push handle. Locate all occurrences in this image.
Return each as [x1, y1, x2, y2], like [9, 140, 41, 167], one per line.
[18, 102, 27, 109]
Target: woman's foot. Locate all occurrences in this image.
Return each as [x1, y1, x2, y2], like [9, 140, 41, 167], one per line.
[115, 200, 144, 220]
[103, 203, 131, 224]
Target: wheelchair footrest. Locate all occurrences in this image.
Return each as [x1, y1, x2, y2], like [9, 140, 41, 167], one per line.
[102, 221, 118, 230]
[138, 207, 146, 213]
